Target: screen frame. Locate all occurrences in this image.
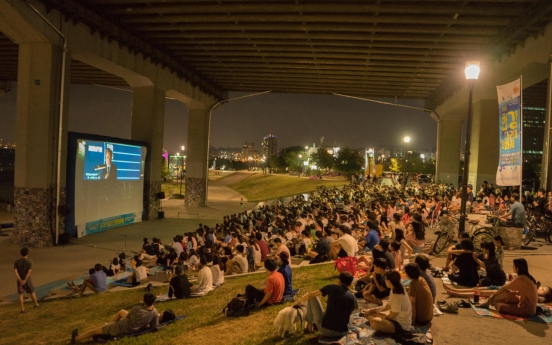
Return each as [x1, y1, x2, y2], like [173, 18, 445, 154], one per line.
[66, 132, 149, 238]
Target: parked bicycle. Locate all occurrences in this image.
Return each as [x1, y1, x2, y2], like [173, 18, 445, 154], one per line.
[432, 214, 499, 254]
[523, 209, 552, 246]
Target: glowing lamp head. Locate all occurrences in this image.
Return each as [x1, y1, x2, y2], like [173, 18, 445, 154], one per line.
[404, 136, 411, 143]
[465, 61, 480, 80]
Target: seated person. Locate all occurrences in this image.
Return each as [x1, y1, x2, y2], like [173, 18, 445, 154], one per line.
[271, 238, 291, 258]
[80, 263, 107, 296]
[168, 265, 192, 299]
[444, 232, 471, 271]
[294, 272, 356, 338]
[390, 242, 403, 271]
[191, 257, 213, 293]
[225, 245, 248, 275]
[443, 281, 552, 304]
[295, 230, 312, 255]
[277, 251, 293, 296]
[478, 258, 539, 317]
[309, 230, 330, 260]
[415, 254, 437, 302]
[210, 254, 225, 286]
[71, 293, 159, 343]
[448, 239, 480, 287]
[359, 258, 390, 305]
[137, 249, 157, 261]
[245, 258, 284, 308]
[68, 268, 95, 294]
[364, 271, 414, 335]
[363, 221, 380, 252]
[404, 263, 433, 326]
[127, 259, 149, 286]
[372, 239, 395, 272]
[104, 258, 121, 277]
[472, 241, 506, 287]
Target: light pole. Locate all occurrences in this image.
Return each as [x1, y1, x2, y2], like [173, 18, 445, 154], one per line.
[298, 154, 302, 177]
[179, 146, 185, 196]
[459, 61, 480, 234]
[403, 136, 410, 188]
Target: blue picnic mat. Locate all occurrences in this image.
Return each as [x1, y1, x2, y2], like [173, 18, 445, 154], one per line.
[471, 303, 552, 323]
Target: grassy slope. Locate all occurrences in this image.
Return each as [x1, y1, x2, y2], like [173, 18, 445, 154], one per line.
[229, 174, 349, 202]
[0, 264, 336, 345]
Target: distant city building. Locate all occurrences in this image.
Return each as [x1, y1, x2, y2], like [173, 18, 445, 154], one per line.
[242, 142, 258, 161]
[262, 134, 278, 159]
[522, 105, 545, 162]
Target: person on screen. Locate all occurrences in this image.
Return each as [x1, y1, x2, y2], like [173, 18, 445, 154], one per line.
[102, 148, 118, 180]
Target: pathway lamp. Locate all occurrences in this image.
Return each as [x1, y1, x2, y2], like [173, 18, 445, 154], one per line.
[459, 61, 480, 233]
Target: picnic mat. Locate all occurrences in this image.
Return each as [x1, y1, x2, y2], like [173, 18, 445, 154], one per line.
[471, 303, 552, 323]
[319, 312, 432, 345]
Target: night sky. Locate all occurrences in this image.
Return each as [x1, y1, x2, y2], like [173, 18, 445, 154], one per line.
[0, 84, 437, 153]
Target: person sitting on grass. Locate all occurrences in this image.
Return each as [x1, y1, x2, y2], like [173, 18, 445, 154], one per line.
[390, 241, 403, 271]
[75, 263, 107, 296]
[127, 259, 149, 286]
[472, 241, 506, 287]
[71, 293, 159, 344]
[477, 258, 539, 317]
[294, 272, 357, 338]
[272, 238, 291, 258]
[448, 239, 479, 287]
[404, 263, 433, 326]
[245, 258, 284, 308]
[103, 258, 121, 277]
[191, 257, 213, 293]
[363, 271, 413, 335]
[168, 265, 192, 299]
[415, 254, 436, 302]
[358, 258, 390, 306]
[277, 251, 293, 297]
[225, 244, 248, 275]
[309, 230, 330, 261]
[211, 254, 225, 286]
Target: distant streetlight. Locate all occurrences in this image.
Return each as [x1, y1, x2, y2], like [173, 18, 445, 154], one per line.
[181, 145, 185, 151]
[403, 136, 410, 188]
[459, 61, 480, 234]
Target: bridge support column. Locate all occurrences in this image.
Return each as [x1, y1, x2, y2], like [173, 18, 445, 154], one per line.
[185, 108, 210, 207]
[14, 42, 70, 247]
[131, 86, 165, 220]
[436, 119, 463, 185]
[468, 99, 500, 189]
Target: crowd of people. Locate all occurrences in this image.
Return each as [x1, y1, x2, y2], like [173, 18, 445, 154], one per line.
[47, 177, 552, 341]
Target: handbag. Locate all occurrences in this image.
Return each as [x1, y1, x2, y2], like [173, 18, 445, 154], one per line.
[334, 256, 358, 276]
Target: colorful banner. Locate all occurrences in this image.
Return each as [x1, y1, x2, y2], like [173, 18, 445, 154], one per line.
[81, 212, 140, 237]
[496, 77, 522, 186]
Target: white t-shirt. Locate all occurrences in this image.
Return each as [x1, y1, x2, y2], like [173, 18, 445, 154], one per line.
[234, 255, 249, 273]
[210, 265, 225, 286]
[134, 266, 148, 283]
[196, 266, 213, 292]
[388, 291, 413, 331]
[336, 234, 358, 257]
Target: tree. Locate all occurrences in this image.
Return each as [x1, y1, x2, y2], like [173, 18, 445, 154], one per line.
[161, 158, 171, 181]
[389, 158, 402, 172]
[334, 147, 364, 178]
[312, 149, 336, 170]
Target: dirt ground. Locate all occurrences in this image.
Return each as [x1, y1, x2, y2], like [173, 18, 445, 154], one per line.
[427, 234, 552, 345]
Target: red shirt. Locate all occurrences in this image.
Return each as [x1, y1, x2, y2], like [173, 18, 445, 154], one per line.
[257, 240, 269, 261]
[265, 270, 285, 305]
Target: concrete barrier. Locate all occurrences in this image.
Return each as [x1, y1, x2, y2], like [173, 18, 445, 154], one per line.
[498, 226, 523, 250]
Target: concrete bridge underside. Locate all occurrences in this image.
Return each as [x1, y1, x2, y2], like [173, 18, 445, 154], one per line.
[1, 0, 552, 246]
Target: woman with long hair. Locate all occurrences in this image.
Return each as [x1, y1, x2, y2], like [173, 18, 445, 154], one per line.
[473, 241, 506, 287]
[364, 271, 413, 334]
[478, 258, 538, 317]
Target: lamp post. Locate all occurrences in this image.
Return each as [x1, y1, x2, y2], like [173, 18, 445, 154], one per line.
[298, 154, 302, 177]
[179, 146, 185, 196]
[403, 136, 410, 188]
[459, 61, 480, 234]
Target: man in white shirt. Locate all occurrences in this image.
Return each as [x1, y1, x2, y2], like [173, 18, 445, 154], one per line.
[192, 257, 213, 293]
[273, 238, 291, 258]
[127, 259, 149, 286]
[225, 245, 249, 275]
[332, 226, 358, 257]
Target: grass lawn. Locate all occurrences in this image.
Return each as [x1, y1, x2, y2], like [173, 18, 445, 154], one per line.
[0, 264, 337, 345]
[161, 181, 185, 199]
[228, 174, 349, 202]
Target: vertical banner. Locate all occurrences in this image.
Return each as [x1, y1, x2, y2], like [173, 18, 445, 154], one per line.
[496, 77, 522, 186]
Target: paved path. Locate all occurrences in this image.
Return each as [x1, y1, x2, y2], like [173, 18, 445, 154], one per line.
[0, 171, 256, 299]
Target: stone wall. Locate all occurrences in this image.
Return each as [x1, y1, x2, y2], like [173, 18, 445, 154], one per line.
[12, 187, 67, 247]
[185, 177, 206, 207]
[143, 181, 161, 220]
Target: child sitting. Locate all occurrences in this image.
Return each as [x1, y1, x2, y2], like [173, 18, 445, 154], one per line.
[390, 241, 403, 271]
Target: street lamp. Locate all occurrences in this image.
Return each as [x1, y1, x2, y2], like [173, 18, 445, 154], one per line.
[459, 61, 480, 234]
[403, 136, 410, 188]
[420, 153, 425, 163]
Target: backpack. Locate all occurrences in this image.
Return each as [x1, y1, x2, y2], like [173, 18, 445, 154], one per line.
[335, 256, 358, 276]
[160, 309, 176, 323]
[223, 295, 250, 317]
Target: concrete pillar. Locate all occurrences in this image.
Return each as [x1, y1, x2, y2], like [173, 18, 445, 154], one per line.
[436, 119, 463, 185]
[541, 66, 552, 190]
[468, 99, 500, 189]
[130, 86, 165, 220]
[185, 108, 211, 206]
[14, 42, 70, 247]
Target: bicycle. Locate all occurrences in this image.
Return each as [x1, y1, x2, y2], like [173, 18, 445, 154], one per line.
[523, 209, 552, 246]
[431, 214, 499, 255]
